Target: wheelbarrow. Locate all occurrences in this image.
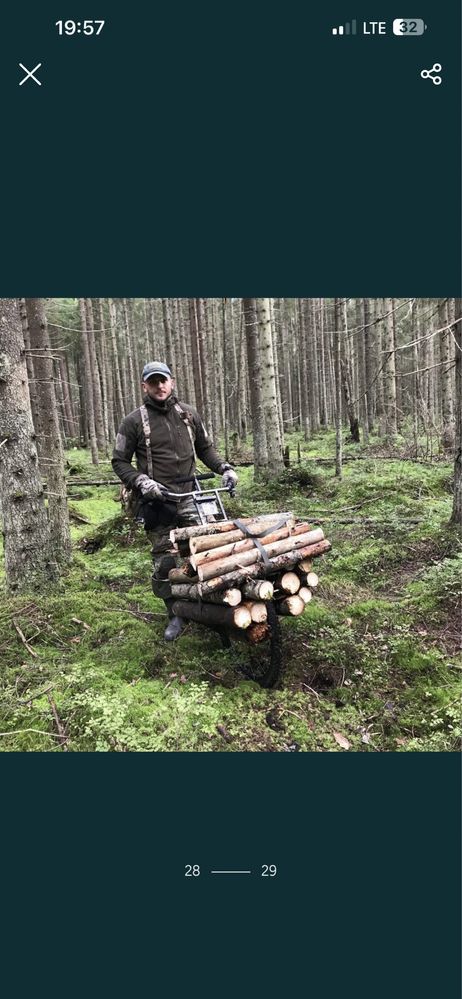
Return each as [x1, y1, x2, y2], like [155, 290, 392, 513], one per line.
[162, 472, 283, 688]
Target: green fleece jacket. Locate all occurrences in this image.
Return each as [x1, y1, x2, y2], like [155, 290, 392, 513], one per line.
[111, 394, 228, 493]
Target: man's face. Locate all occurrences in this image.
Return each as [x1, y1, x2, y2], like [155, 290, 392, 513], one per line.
[142, 374, 174, 402]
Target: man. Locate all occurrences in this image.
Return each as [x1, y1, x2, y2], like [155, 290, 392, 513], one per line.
[112, 362, 238, 640]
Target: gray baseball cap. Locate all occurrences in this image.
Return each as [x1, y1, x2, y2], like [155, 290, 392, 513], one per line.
[142, 361, 172, 381]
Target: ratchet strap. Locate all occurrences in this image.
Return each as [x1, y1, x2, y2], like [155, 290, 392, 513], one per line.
[232, 516, 290, 565]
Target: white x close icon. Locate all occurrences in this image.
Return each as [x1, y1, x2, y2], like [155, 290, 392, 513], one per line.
[19, 63, 42, 87]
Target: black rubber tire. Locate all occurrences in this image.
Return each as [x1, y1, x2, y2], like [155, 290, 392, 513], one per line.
[216, 602, 283, 689]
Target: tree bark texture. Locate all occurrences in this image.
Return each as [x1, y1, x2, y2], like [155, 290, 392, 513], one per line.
[25, 298, 71, 564]
[0, 299, 55, 592]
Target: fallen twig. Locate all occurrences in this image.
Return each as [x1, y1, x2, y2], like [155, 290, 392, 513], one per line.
[301, 683, 321, 701]
[47, 694, 69, 751]
[12, 620, 38, 657]
[117, 607, 165, 621]
[0, 729, 65, 739]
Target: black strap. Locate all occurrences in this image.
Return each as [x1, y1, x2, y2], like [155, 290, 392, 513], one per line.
[232, 516, 290, 565]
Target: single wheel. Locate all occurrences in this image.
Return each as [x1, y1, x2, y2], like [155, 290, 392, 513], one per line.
[215, 602, 283, 689]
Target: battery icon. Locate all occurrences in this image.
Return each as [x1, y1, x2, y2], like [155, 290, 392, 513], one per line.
[393, 18, 427, 35]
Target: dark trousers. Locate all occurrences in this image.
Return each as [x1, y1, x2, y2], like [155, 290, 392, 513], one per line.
[147, 497, 202, 618]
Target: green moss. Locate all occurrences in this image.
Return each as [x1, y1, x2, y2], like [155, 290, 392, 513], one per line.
[0, 442, 460, 753]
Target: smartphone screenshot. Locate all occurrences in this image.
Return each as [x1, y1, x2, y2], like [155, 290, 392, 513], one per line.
[0, 4, 460, 997]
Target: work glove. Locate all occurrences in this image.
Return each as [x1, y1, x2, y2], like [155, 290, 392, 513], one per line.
[135, 474, 169, 501]
[221, 466, 238, 491]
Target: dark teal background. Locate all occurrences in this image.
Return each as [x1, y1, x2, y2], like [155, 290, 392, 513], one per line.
[2, 756, 460, 996]
[0, 2, 460, 995]
[1, 1, 460, 294]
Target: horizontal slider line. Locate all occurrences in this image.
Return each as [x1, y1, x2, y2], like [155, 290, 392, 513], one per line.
[210, 870, 252, 874]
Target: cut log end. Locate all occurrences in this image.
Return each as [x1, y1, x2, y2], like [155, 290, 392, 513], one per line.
[241, 600, 268, 623]
[275, 595, 305, 616]
[242, 579, 274, 601]
[276, 571, 300, 594]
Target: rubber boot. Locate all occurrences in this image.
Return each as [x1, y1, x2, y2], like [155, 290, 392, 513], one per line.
[164, 616, 186, 641]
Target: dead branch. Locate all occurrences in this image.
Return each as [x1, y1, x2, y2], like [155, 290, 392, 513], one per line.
[12, 619, 38, 657]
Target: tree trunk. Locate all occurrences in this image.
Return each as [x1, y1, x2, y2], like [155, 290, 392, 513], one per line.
[450, 299, 461, 526]
[25, 298, 71, 564]
[197, 298, 214, 437]
[93, 298, 110, 452]
[162, 298, 174, 371]
[357, 300, 369, 443]
[382, 298, 398, 434]
[59, 353, 78, 440]
[189, 299, 204, 415]
[85, 299, 106, 449]
[121, 298, 138, 410]
[108, 298, 125, 428]
[18, 298, 42, 446]
[255, 298, 284, 476]
[375, 302, 386, 436]
[78, 299, 99, 465]
[340, 299, 360, 442]
[243, 298, 268, 475]
[364, 298, 375, 432]
[0, 299, 56, 592]
[439, 299, 455, 449]
[334, 299, 343, 476]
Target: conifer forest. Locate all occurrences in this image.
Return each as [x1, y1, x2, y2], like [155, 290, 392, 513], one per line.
[0, 297, 460, 752]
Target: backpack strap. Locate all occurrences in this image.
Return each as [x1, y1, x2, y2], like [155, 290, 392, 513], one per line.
[139, 405, 154, 479]
[174, 402, 196, 455]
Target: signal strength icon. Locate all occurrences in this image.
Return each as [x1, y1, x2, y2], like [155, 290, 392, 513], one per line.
[332, 19, 357, 35]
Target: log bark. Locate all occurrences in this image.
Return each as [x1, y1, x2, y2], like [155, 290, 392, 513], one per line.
[189, 514, 295, 553]
[171, 600, 251, 629]
[197, 528, 325, 582]
[276, 571, 300, 594]
[170, 512, 294, 544]
[190, 521, 311, 570]
[170, 584, 242, 606]
[242, 579, 274, 601]
[192, 539, 332, 597]
[169, 565, 197, 583]
[275, 595, 305, 616]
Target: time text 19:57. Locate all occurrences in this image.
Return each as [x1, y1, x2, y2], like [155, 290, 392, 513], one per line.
[55, 20, 105, 35]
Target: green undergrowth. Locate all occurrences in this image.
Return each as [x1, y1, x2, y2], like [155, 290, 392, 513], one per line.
[0, 436, 460, 753]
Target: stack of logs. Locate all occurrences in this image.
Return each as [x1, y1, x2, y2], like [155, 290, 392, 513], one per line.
[168, 512, 331, 644]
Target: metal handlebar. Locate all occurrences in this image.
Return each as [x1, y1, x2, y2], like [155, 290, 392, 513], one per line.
[163, 486, 235, 500]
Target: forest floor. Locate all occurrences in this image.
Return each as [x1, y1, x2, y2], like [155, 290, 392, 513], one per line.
[0, 430, 460, 752]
